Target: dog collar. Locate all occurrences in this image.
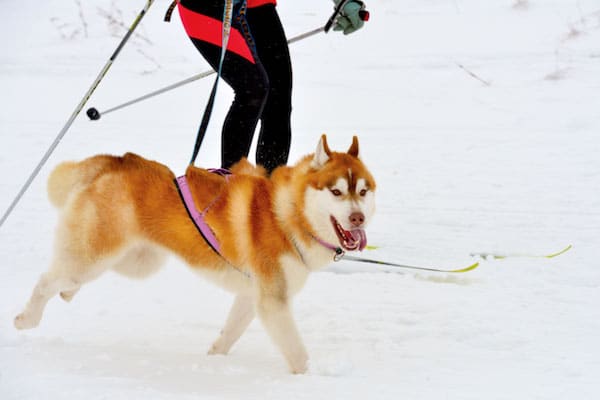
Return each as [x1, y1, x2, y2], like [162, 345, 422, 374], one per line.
[311, 234, 345, 262]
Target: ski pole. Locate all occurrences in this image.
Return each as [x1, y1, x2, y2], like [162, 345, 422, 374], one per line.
[0, 0, 155, 229]
[86, 27, 321, 121]
[86, 2, 370, 121]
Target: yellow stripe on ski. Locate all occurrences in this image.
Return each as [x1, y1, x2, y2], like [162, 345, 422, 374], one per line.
[449, 262, 480, 273]
[544, 244, 572, 258]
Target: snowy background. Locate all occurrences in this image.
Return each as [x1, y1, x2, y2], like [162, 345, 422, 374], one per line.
[1, 0, 599, 398]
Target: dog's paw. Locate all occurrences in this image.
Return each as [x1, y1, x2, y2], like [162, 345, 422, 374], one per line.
[14, 312, 39, 330]
[288, 354, 309, 374]
[60, 289, 79, 302]
[207, 342, 228, 356]
[290, 362, 308, 375]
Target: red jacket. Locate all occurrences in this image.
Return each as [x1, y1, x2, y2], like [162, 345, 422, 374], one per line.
[247, 0, 276, 7]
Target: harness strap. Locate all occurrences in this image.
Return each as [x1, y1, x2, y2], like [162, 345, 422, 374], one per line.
[174, 175, 222, 255]
[164, 0, 179, 22]
[190, 0, 236, 165]
[175, 172, 256, 280]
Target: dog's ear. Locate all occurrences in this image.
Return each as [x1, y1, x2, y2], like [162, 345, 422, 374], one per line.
[311, 134, 331, 169]
[347, 136, 359, 158]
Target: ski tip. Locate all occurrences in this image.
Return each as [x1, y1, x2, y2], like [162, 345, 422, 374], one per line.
[470, 244, 573, 260]
[450, 262, 479, 273]
[365, 245, 379, 251]
[545, 244, 572, 258]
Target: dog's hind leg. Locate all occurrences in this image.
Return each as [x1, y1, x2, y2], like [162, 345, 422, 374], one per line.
[60, 287, 80, 302]
[14, 267, 81, 330]
[208, 295, 255, 355]
[14, 242, 111, 329]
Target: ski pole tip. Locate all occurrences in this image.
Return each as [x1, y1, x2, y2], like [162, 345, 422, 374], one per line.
[86, 107, 101, 121]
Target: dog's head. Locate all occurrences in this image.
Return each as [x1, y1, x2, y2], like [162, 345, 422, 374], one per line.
[303, 135, 376, 252]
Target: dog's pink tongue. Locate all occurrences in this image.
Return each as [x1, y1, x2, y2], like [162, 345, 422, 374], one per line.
[349, 229, 368, 251]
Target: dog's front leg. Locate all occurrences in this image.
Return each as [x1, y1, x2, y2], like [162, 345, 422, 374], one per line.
[256, 293, 308, 374]
[208, 295, 254, 355]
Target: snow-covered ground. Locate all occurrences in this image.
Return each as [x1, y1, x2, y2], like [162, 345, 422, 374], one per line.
[1, 0, 599, 398]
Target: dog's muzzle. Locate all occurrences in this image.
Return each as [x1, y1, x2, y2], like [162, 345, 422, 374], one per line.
[331, 216, 367, 251]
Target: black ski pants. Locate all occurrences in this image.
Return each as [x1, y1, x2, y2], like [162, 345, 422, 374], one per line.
[179, 0, 293, 172]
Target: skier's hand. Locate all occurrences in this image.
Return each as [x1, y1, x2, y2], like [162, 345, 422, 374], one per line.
[333, 0, 369, 35]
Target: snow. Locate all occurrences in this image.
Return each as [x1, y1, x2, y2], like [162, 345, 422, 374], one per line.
[1, 0, 600, 398]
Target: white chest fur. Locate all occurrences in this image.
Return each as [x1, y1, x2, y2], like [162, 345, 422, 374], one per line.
[280, 254, 311, 297]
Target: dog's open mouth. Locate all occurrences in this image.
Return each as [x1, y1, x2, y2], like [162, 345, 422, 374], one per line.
[330, 216, 367, 252]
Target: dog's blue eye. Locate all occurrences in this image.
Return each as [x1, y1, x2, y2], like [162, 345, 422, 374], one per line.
[331, 189, 342, 196]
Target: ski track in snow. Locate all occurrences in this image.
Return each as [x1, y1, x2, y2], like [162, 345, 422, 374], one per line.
[1, 1, 599, 399]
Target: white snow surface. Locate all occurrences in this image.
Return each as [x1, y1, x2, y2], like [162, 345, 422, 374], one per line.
[1, 0, 600, 398]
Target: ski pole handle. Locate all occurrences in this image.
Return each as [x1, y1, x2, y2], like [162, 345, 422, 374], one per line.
[359, 10, 370, 22]
[325, 0, 351, 33]
[324, 0, 370, 33]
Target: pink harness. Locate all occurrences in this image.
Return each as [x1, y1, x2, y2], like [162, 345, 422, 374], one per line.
[174, 169, 345, 262]
[174, 169, 231, 256]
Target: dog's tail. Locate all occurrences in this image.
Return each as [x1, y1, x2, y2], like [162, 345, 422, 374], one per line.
[47, 155, 117, 208]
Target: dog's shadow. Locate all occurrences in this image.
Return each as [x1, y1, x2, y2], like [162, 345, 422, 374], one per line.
[9, 330, 286, 395]
[414, 274, 480, 286]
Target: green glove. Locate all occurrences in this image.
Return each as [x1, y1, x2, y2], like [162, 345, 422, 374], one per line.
[333, 0, 367, 35]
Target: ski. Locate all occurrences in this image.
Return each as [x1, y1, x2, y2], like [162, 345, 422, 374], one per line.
[470, 244, 572, 260]
[342, 255, 479, 273]
[339, 244, 571, 274]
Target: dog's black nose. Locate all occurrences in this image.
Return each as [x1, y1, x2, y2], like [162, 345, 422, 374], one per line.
[349, 212, 365, 227]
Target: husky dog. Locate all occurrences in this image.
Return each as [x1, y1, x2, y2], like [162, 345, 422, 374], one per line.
[14, 135, 376, 374]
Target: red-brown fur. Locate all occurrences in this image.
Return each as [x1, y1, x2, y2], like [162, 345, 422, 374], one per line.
[14, 136, 376, 374]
